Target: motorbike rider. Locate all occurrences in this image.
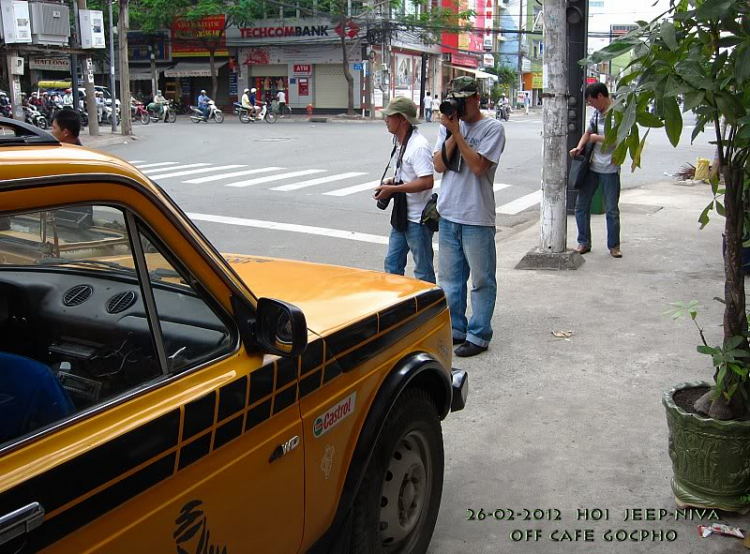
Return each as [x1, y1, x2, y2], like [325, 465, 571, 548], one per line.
[95, 90, 105, 123]
[497, 95, 510, 120]
[30, 92, 44, 109]
[149, 89, 167, 120]
[62, 89, 74, 108]
[197, 90, 210, 119]
[241, 88, 253, 117]
[249, 88, 261, 119]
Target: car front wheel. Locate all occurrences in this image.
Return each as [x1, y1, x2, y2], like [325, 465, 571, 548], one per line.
[351, 388, 444, 554]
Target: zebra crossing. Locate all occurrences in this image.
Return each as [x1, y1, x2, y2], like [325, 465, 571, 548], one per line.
[130, 160, 542, 215]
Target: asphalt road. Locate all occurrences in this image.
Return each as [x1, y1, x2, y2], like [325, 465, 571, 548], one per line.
[103, 108, 713, 273]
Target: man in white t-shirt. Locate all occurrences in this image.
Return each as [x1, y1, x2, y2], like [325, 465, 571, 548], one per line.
[373, 97, 436, 283]
[276, 89, 287, 117]
[424, 92, 433, 122]
[434, 76, 506, 357]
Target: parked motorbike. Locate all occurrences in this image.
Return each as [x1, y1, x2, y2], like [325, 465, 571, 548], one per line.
[24, 105, 48, 130]
[146, 101, 177, 124]
[189, 101, 224, 124]
[102, 103, 120, 126]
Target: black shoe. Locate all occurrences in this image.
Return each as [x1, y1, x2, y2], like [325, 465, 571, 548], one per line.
[454, 341, 488, 357]
[452, 337, 465, 345]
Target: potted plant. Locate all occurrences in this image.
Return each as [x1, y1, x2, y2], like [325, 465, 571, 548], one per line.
[583, 0, 750, 511]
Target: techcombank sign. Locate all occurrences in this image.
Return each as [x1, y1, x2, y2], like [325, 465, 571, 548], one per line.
[226, 18, 340, 45]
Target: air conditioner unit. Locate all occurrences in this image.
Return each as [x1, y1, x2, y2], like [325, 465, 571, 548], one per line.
[29, 1, 69, 46]
[0, 0, 32, 43]
[79, 8, 105, 48]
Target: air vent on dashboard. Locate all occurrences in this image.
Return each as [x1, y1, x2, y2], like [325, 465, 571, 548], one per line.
[106, 291, 137, 314]
[63, 285, 93, 307]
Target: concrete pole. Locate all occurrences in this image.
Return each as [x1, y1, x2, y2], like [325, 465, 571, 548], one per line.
[75, 0, 100, 136]
[539, 0, 567, 252]
[517, 0, 523, 102]
[118, 0, 133, 136]
[108, 0, 117, 133]
[5, 49, 23, 120]
[516, 0, 583, 270]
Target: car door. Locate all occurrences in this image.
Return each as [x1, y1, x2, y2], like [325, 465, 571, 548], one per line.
[0, 189, 305, 553]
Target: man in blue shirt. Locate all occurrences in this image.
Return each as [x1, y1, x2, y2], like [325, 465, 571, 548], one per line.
[197, 89, 210, 119]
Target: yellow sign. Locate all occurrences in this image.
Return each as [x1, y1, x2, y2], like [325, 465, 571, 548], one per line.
[532, 72, 543, 89]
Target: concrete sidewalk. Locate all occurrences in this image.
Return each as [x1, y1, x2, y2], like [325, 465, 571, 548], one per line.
[79, 127, 138, 150]
[430, 180, 747, 553]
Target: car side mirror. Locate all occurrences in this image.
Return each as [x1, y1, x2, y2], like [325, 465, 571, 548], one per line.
[256, 298, 307, 357]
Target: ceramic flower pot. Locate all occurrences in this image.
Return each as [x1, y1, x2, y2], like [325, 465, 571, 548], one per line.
[663, 382, 750, 512]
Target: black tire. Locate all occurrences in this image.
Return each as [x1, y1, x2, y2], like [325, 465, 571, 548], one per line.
[214, 111, 224, 124]
[140, 112, 150, 125]
[190, 116, 201, 123]
[36, 117, 48, 130]
[239, 112, 251, 124]
[351, 388, 444, 554]
[166, 110, 177, 123]
[265, 111, 278, 124]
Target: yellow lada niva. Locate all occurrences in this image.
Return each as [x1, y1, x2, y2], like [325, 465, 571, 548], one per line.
[0, 118, 467, 554]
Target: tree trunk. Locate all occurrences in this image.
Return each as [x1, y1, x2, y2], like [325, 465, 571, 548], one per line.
[340, 17, 354, 115]
[209, 48, 218, 101]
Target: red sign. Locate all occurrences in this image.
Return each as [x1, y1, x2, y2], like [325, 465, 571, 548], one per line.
[451, 53, 479, 68]
[171, 15, 228, 58]
[334, 19, 360, 39]
[293, 64, 311, 75]
[586, 77, 598, 84]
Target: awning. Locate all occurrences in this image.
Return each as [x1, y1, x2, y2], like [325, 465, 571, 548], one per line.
[164, 61, 227, 78]
[447, 65, 499, 82]
[129, 68, 167, 81]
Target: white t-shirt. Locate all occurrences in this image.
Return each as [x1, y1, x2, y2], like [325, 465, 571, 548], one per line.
[393, 129, 435, 224]
[276, 91, 286, 103]
[434, 117, 506, 226]
[424, 94, 432, 108]
[588, 110, 618, 174]
[431, 97, 440, 111]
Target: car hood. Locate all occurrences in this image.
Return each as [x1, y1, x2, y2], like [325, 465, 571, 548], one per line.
[224, 254, 438, 336]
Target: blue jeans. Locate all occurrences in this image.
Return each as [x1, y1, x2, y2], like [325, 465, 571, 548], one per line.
[438, 219, 497, 347]
[425, 108, 432, 123]
[385, 221, 436, 283]
[575, 170, 621, 250]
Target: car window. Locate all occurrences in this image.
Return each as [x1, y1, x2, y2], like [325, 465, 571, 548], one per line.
[0, 205, 231, 450]
[136, 224, 233, 373]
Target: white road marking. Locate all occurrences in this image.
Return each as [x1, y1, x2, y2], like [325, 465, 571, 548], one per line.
[323, 180, 382, 197]
[134, 162, 180, 169]
[225, 169, 326, 188]
[271, 172, 367, 192]
[142, 163, 210, 175]
[493, 183, 512, 192]
[148, 165, 246, 180]
[496, 190, 542, 214]
[187, 213, 390, 245]
[185, 167, 284, 184]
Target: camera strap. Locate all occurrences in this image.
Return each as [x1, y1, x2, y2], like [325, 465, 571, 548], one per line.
[380, 125, 413, 184]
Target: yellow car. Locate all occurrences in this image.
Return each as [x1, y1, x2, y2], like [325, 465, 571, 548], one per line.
[0, 118, 467, 553]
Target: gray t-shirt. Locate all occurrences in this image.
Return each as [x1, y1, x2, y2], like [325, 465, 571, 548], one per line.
[588, 110, 619, 174]
[433, 117, 506, 227]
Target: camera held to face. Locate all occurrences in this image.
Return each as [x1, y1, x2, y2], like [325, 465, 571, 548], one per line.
[439, 97, 466, 118]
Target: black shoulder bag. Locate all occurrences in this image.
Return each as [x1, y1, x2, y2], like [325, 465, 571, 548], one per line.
[386, 127, 413, 233]
[569, 111, 598, 190]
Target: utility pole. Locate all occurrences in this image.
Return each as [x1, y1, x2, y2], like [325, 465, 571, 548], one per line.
[5, 49, 23, 120]
[517, 0, 523, 102]
[75, 0, 100, 136]
[516, 0, 583, 270]
[118, 0, 133, 136]
[108, 0, 117, 133]
[149, 44, 157, 98]
[419, 52, 427, 119]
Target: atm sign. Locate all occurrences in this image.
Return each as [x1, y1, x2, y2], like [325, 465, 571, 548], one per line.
[294, 64, 312, 75]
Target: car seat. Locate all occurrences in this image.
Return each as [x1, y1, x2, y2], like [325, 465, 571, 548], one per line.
[0, 352, 75, 444]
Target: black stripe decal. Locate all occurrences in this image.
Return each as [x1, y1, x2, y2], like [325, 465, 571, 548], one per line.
[299, 369, 322, 399]
[273, 383, 298, 415]
[245, 399, 272, 432]
[178, 433, 211, 471]
[337, 299, 447, 373]
[214, 414, 244, 450]
[276, 358, 298, 389]
[218, 376, 247, 422]
[301, 338, 324, 375]
[326, 314, 378, 355]
[416, 288, 445, 311]
[0, 409, 180, 516]
[31, 453, 176, 551]
[249, 363, 274, 404]
[183, 392, 216, 441]
[379, 298, 417, 333]
[323, 357, 343, 384]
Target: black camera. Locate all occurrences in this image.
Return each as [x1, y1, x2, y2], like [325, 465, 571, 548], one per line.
[439, 97, 466, 118]
[376, 195, 391, 210]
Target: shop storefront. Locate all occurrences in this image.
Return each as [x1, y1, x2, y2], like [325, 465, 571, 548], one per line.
[227, 18, 363, 112]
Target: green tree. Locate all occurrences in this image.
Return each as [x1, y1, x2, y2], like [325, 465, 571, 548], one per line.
[584, 0, 750, 419]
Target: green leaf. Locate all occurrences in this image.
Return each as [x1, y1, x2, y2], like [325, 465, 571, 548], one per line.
[675, 60, 709, 88]
[726, 335, 745, 351]
[736, 45, 750, 85]
[717, 364, 727, 387]
[664, 97, 683, 147]
[660, 20, 678, 50]
[695, 0, 736, 20]
[631, 129, 649, 171]
[715, 200, 726, 216]
[628, 124, 640, 160]
[612, 138, 629, 166]
[726, 350, 750, 360]
[583, 41, 639, 65]
[635, 111, 665, 128]
[698, 203, 711, 229]
[715, 92, 746, 126]
[698, 345, 719, 355]
[617, 102, 637, 145]
[683, 90, 705, 112]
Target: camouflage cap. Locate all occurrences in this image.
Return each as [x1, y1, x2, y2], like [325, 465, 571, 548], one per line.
[447, 76, 479, 98]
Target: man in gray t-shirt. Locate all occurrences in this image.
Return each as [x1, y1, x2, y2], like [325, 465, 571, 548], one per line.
[569, 82, 623, 258]
[433, 76, 506, 358]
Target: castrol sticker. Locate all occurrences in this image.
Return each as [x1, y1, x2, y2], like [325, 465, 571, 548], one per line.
[313, 392, 357, 438]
